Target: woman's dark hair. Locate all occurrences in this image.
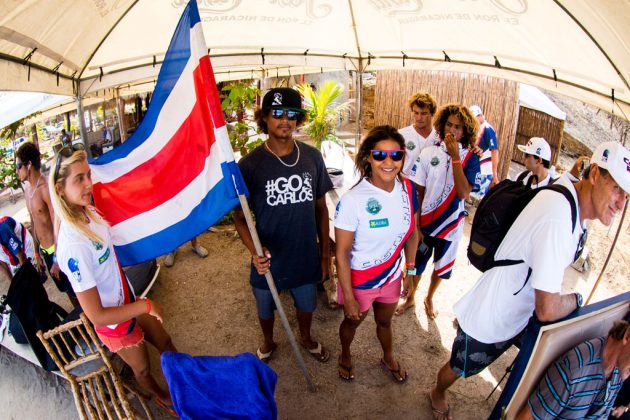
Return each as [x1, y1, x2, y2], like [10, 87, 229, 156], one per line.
[355, 125, 405, 183]
[608, 320, 630, 341]
[254, 107, 307, 135]
[433, 103, 479, 150]
[15, 142, 41, 170]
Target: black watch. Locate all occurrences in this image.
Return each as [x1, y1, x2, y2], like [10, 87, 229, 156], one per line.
[575, 292, 584, 308]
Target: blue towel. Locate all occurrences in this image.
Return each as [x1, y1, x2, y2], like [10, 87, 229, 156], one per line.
[161, 352, 278, 420]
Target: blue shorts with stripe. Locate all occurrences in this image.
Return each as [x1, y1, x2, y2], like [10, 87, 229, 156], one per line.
[449, 324, 524, 378]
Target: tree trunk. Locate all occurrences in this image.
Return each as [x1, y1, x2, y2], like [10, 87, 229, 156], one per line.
[30, 124, 39, 150]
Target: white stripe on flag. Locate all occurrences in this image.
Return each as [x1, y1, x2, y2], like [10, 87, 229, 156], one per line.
[110, 127, 229, 245]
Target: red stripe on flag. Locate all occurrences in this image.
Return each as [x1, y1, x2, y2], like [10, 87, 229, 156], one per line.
[93, 66, 217, 226]
[198, 55, 226, 129]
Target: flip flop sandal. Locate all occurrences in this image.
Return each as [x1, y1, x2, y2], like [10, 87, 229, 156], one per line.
[305, 342, 330, 363]
[338, 358, 355, 381]
[256, 343, 277, 363]
[155, 396, 178, 417]
[427, 393, 451, 420]
[380, 358, 408, 384]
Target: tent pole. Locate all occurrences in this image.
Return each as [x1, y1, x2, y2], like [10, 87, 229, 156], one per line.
[586, 199, 628, 304]
[75, 94, 88, 148]
[354, 66, 363, 149]
[236, 193, 316, 392]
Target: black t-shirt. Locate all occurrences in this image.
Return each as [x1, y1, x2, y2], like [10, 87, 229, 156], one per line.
[238, 141, 333, 290]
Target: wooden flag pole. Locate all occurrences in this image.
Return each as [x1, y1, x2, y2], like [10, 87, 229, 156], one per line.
[236, 193, 316, 392]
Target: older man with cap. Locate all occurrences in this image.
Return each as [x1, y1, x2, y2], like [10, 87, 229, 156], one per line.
[516, 137, 555, 188]
[470, 105, 499, 198]
[428, 141, 630, 420]
[234, 87, 333, 364]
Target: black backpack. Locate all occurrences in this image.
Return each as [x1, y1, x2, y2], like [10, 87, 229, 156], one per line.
[467, 178, 577, 272]
[4, 261, 68, 371]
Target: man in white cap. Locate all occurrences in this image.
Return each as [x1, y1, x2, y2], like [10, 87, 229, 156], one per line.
[428, 141, 630, 420]
[516, 137, 555, 188]
[469, 105, 498, 198]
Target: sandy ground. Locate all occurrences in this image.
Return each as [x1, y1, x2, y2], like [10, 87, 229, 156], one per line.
[0, 178, 627, 419]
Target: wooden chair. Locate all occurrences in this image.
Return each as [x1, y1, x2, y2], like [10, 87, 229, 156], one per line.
[37, 313, 153, 420]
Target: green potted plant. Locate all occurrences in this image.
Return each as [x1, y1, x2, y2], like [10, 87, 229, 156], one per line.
[220, 81, 262, 156]
[296, 80, 350, 149]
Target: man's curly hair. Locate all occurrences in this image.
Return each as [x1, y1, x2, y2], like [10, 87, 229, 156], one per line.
[433, 103, 479, 150]
[16, 141, 41, 170]
[407, 91, 437, 114]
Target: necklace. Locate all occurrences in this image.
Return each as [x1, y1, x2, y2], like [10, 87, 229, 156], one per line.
[265, 140, 300, 168]
[27, 175, 42, 200]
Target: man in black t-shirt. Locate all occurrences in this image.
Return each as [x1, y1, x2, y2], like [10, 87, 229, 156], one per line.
[234, 87, 333, 364]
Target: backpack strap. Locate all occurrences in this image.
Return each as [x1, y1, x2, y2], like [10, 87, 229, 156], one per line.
[542, 184, 578, 232]
[516, 171, 529, 183]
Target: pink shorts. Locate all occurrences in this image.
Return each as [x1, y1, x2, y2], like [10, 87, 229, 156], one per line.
[96, 322, 144, 352]
[337, 276, 402, 313]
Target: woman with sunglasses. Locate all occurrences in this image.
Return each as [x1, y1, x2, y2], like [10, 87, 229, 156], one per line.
[335, 125, 419, 382]
[49, 148, 177, 415]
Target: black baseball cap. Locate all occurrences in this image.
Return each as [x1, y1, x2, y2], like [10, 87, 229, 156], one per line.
[262, 88, 304, 112]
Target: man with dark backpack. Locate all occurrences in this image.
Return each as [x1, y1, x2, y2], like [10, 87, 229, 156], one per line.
[515, 137, 556, 188]
[428, 141, 630, 420]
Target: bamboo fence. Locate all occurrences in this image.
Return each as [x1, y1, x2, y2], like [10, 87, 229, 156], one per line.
[373, 69, 519, 180]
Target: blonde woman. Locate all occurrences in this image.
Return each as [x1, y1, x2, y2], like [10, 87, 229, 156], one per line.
[50, 147, 177, 416]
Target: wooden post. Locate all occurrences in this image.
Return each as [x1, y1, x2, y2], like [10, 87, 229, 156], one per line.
[236, 193, 316, 392]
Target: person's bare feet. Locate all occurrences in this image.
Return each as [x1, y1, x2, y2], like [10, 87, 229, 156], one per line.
[429, 388, 453, 420]
[395, 298, 415, 316]
[424, 296, 438, 319]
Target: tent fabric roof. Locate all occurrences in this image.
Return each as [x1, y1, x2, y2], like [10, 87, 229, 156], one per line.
[0, 0, 628, 119]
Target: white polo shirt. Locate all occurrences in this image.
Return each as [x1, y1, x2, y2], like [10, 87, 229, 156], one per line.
[399, 125, 439, 176]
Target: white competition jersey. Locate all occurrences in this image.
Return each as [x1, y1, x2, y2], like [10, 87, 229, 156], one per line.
[334, 178, 417, 289]
[399, 125, 439, 176]
[454, 175, 583, 343]
[57, 213, 136, 336]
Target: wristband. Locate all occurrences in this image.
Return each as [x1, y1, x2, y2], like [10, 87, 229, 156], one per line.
[405, 268, 417, 276]
[452, 160, 461, 165]
[145, 298, 152, 314]
[405, 262, 416, 267]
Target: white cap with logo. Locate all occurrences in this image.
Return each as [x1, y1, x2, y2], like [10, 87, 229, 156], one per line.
[591, 141, 630, 193]
[517, 137, 552, 161]
[469, 105, 483, 117]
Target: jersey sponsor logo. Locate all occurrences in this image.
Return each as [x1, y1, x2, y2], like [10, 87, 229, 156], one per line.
[366, 197, 382, 215]
[369, 218, 389, 228]
[406, 141, 416, 151]
[265, 173, 313, 206]
[624, 157, 630, 173]
[99, 247, 110, 265]
[430, 156, 440, 166]
[90, 239, 103, 251]
[8, 237, 19, 252]
[68, 257, 81, 282]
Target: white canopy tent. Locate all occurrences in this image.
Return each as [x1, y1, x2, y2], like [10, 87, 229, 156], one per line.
[0, 0, 628, 120]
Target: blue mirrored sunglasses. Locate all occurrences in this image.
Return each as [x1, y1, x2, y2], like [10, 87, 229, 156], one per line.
[270, 108, 300, 120]
[370, 150, 405, 162]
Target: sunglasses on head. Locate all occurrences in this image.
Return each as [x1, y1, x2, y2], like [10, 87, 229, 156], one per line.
[53, 144, 85, 183]
[270, 108, 300, 121]
[370, 150, 405, 162]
